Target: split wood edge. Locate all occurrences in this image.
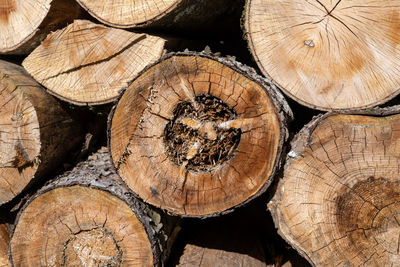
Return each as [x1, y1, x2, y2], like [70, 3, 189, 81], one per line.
[23, 19, 167, 106]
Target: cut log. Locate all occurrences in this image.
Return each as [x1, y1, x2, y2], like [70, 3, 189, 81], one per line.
[109, 52, 291, 217]
[75, 0, 242, 33]
[0, 60, 83, 205]
[22, 19, 166, 106]
[10, 147, 179, 266]
[0, 0, 81, 54]
[0, 224, 10, 267]
[269, 106, 400, 266]
[244, 1, 400, 111]
[175, 216, 267, 266]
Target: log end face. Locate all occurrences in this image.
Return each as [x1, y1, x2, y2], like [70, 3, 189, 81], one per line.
[111, 54, 284, 217]
[271, 113, 400, 266]
[11, 186, 154, 266]
[246, 0, 400, 110]
[0, 72, 40, 205]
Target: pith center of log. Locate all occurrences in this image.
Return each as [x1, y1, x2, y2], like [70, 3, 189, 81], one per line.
[62, 227, 123, 266]
[164, 94, 241, 172]
[336, 176, 400, 256]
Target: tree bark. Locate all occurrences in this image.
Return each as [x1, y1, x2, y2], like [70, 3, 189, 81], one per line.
[109, 51, 292, 217]
[22, 19, 167, 106]
[0, 224, 10, 267]
[75, 0, 242, 34]
[10, 147, 179, 266]
[244, 0, 400, 111]
[0, 0, 81, 54]
[269, 106, 400, 266]
[0, 60, 83, 205]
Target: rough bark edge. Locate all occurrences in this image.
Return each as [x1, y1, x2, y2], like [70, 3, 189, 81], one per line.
[1, 0, 82, 55]
[107, 49, 293, 218]
[242, 0, 400, 112]
[9, 148, 179, 267]
[268, 105, 400, 267]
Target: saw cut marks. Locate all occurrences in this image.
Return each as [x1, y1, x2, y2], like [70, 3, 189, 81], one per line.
[23, 20, 166, 105]
[245, 0, 400, 110]
[110, 53, 289, 217]
[270, 111, 400, 266]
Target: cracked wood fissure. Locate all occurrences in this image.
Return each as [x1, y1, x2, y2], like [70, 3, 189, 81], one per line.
[75, 0, 242, 33]
[109, 52, 291, 217]
[269, 106, 400, 266]
[0, 60, 82, 206]
[0, 0, 81, 54]
[10, 147, 179, 267]
[23, 20, 166, 106]
[245, 0, 400, 111]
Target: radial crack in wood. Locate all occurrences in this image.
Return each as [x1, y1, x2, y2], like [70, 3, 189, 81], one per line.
[109, 52, 291, 217]
[23, 20, 166, 106]
[244, 0, 400, 111]
[0, 60, 83, 205]
[0, 0, 81, 54]
[269, 107, 400, 266]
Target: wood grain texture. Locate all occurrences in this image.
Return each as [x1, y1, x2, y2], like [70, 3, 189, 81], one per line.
[176, 220, 267, 267]
[245, 0, 400, 111]
[0, 0, 80, 54]
[269, 107, 400, 266]
[10, 147, 178, 266]
[109, 52, 291, 217]
[23, 20, 166, 106]
[0, 224, 10, 267]
[0, 60, 82, 205]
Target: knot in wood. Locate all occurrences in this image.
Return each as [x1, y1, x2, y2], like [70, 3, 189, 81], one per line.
[163, 95, 241, 172]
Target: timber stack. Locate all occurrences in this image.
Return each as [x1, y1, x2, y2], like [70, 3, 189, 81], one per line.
[1, 0, 399, 266]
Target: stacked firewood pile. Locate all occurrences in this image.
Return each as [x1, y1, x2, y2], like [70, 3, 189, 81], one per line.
[1, 0, 400, 266]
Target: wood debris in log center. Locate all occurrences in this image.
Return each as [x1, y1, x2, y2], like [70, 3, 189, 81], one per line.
[164, 94, 242, 173]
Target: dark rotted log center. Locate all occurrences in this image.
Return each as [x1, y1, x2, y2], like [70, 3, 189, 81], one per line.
[164, 95, 241, 172]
